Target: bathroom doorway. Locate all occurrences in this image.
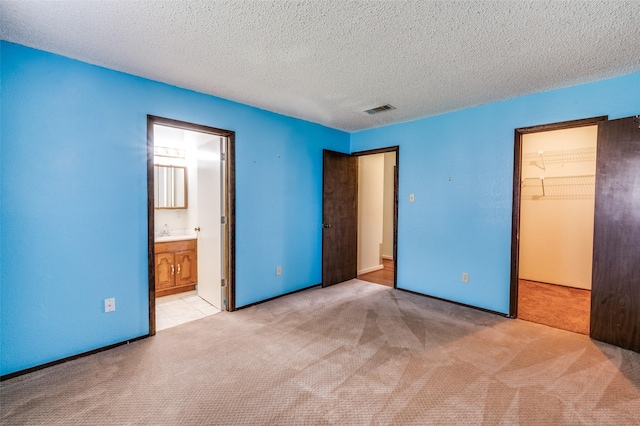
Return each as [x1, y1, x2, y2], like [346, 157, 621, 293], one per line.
[147, 115, 235, 335]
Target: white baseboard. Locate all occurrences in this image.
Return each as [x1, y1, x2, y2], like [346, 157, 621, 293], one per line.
[358, 264, 384, 275]
[381, 255, 393, 260]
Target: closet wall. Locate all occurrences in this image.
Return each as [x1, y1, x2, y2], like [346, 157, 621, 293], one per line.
[518, 125, 597, 290]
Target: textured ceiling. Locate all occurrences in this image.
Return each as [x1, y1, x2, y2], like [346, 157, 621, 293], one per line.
[1, 1, 639, 132]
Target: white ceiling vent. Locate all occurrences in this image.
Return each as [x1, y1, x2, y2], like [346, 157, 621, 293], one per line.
[364, 104, 396, 115]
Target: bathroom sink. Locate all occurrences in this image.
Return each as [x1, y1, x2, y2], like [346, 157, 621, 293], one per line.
[155, 234, 197, 242]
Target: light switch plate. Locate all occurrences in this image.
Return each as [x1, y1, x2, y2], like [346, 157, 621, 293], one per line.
[105, 298, 115, 313]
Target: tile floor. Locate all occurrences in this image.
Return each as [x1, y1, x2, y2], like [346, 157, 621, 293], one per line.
[156, 290, 220, 331]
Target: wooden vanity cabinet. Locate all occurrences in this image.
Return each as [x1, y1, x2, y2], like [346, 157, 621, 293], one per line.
[156, 252, 175, 290]
[154, 239, 197, 297]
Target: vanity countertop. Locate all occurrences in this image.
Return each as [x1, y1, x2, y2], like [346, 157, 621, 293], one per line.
[155, 235, 197, 243]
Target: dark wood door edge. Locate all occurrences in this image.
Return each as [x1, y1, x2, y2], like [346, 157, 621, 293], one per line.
[351, 146, 399, 157]
[509, 116, 607, 318]
[147, 115, 235, 137]
[516, 116, 608, 134]
[146, 118, 156, 334]
[226, 133, 237, 311]
[590, 117, 640, 352]
[322, 150, 358, 286]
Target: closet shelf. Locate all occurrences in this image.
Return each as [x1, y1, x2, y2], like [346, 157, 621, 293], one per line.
[523, 146, 596, 169]
[521, 174, 595, 200]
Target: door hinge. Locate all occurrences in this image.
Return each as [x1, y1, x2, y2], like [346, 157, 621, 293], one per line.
[221, 216, 227, 224]
[221, 153, 227, 161]
[221, 278, 226, 287]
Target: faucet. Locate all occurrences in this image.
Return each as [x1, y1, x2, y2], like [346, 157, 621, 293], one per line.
[160, 224, 171, 237]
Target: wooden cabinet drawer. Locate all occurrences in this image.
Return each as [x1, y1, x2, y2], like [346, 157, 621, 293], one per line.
[155, 239, 196, 254]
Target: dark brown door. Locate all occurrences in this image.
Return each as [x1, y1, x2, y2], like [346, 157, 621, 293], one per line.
[591, 116, 640, 353]
[322, 150, 358, 287]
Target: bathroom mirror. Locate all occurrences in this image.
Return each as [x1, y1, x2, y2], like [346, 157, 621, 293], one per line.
[154, 165, 187, 209]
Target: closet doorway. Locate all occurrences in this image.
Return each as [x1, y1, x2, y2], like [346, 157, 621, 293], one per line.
[147, 115, 236, 335]
[510, 116, 605, 334]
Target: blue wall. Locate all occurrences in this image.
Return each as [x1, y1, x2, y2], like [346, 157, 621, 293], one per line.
[0, 42, 349, 375]
[351, 72, 640, 314]
[2, 40, 639, 377]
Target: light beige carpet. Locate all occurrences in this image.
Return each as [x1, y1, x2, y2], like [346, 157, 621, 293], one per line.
[2, 280, 639, 425]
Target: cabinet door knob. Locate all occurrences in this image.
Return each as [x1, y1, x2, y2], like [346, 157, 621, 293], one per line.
[177, 264, 181, 274]
[171, 265, 174, 275]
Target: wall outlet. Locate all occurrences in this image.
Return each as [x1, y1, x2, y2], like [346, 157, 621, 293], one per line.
[105, 298, 115, 313]
[409, 193, 415, 203]
[276, 266, 282, 276]
[462, 272, 469, 283]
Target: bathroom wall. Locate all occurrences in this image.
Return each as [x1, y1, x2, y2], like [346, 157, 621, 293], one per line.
[155, 210, 189, 236]
[0, 42, 349, 376]
[153, 125, 190, 234]
[153, 127, 218, 237]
